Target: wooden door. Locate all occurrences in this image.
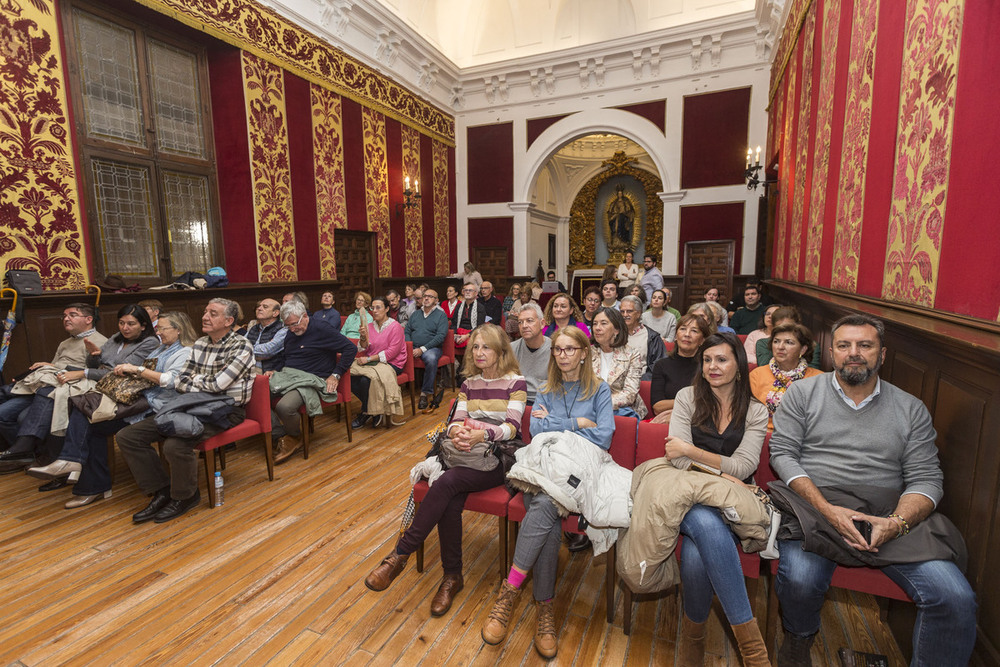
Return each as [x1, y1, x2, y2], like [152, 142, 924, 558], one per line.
[334, 230, 375, 304]
[473, 247, 510, 292]
[683, 240, 734, 311]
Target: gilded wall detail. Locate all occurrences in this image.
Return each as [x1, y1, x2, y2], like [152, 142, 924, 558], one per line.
[243, 51, 297, 281]
[362, 108, 391, 277]
[788, 7, 816, 281]
[311, 84, 347, 280]
[0, 1, 88, 290]
[882, 0, 964, 307]
[432, 141, 450, 275]
[401, 125, 423, 277]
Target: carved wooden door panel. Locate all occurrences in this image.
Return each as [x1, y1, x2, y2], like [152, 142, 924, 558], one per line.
[683, 240, 734, 312]
[334, 230, 375, 304]
[473, 247, 509, 292]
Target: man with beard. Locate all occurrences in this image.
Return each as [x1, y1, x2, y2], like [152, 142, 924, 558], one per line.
[768, 314, 974, 667]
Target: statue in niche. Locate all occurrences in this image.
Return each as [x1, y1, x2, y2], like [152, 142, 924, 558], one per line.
[605, 184, 641, 252]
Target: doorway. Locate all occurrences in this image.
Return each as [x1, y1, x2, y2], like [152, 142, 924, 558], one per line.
[683, 240, 734, 311]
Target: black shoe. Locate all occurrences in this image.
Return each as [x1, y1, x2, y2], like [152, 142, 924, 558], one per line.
[351, 414, 370, 430]
[0, 458, 33, 474]
[133, 488, 172, 523]
[777, 631, 815, 667]
[0, 448, 33, 462]
[565, 532, 591, 553]
[39, 478, 69, 492]
[153, 491, 201, 523]
[418, 394, 429, 411]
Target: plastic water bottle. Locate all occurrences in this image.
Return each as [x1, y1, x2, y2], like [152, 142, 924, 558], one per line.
[214, 471, 224, 506]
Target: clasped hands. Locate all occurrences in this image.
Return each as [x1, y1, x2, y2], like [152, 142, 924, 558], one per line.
[529, 404, 596, 430]
[450, 426, 486, 452]
[822, 504, 898, 552]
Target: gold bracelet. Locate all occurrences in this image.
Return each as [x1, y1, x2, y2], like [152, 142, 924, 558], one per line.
[888, 513, 909, 537]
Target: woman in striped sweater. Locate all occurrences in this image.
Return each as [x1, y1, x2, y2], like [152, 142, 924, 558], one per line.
[364, 324, 527, 617]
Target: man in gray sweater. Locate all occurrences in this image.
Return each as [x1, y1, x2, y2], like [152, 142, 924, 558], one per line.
[509, 303, 550, 404]
[769, 314, 975, 667]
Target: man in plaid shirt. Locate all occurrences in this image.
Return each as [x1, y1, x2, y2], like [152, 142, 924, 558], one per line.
[117, 298, 254, 524]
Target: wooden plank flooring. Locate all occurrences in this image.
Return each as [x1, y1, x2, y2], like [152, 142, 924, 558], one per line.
[0, 391, 906, 665]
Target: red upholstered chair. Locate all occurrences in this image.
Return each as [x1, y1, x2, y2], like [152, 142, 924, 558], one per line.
[340, 315, 348, 329]
[297, 370, 353, 457]
[195, 374, 275, 507]
[639, 380, 652, 417]
[738, 334, 748, 343]
[664, 341, 675, 353]
[414, 328, 456, 391]
[385, 341, 417, 424]
[507, 415, 638, 623]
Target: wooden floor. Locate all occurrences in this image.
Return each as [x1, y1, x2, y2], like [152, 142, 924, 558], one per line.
[0, 390, 906, 666]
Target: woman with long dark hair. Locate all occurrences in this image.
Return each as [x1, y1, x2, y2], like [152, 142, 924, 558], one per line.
[590, 307, 645, 419]
[649, 314, 711, 424]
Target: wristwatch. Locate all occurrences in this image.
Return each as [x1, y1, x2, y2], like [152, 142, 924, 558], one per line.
[331, 373, 341, 382]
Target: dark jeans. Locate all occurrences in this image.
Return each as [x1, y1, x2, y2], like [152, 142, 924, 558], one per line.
[0, 394, 32, 447]
[17, 392, 55, 441]
[60, 407, 129, 495]
[395, 465, 505, 574]
[352, 363, 402, 414]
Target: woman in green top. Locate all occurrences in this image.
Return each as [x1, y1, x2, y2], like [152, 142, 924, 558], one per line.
[341, 291, 372, 341]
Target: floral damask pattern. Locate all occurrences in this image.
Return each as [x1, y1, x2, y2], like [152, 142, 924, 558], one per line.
[0, 2, 87, 290]
[804, 0, 842, 284]
[243, 51, 296, 281]
[362, 107, 391, 277]
[133, 0, 453, 143]
[831, 0, 880, 292]
[401, 125, 423, 277]
[311, 84, 346, 280]
[882, 0, 964, 306]
[769, 0, 817, 103]
[788, 8, 817, 281]
[432, 141, 450, 275]
[774, 49, 799, 279]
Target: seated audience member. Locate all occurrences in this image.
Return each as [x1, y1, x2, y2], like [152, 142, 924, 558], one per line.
[403, 286, 423, 322]
[600, 279, 620, 310]
[479, 281, 503, 324]
[27, 312, 197, 508]
[138, 299, 163, 329]
[282, 291, 309, 309]
[510, 303, 551, 404]
[404, 288, 449, 411]
[528, 281, 542, 301]
[365, 324, 526, 617]
[1, 305, 158, 472]
[755, 306, 821, 369]
[502, 283, 521, 319]
[245, 298, 287, 373]
[620, 295, 665, 381]
[402, 284, 417, 309]
[769, 314, 975, 667]
[730, 285, 766, 336]
[687, 302, 718, 335]
[545, 271, 567, 294]
[662, 288, 682, 322]
[580, 287, 602, 330]
[649, 313, 711, 424]
[749, 322, 821, 429]
[542, 293, 590, 338]
[268, 300, 357, 464]
[743, 304, 780, 365]
[117, 298, 254, 524]
[616, 250, 639, 293]
[590, 307, 645, 419]
[627, 284, 647, 308]
[350, 297, 406, 429]
[641, 289, 677, 342]
[704, 287, 727, 327]
[482, 326, 613, 658]
[638, 254, 664, 302]
[441, 285, 460, 320]
[386, 290, 408, 326]
[726, 279, 771, 319]
[637, 331, 770, 666]
[0, 303, 106, 459]
[342, 292, 372, 341]
[706, 300, 735, 334]
[506, 283, 534, 339]
[452, 283, 483, 348]
[313, 290, 341, 331]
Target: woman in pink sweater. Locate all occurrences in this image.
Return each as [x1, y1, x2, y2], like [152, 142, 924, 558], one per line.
[351, 296, 406, 428]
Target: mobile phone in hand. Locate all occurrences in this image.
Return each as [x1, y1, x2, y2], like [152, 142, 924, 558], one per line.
[853, 519, 873, 545]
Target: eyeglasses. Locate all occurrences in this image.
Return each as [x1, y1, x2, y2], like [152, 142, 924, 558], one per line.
[154, 324, 175, 332]
[284, 315, 306, 328]
[552, 346, 582, 357]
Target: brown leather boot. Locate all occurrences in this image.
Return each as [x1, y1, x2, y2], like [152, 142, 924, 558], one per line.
[430, 573, 463, 616]
[481, 580, 521, 645]
[731, 618, 770, 667]
[274, 435, 301, 465]
[534, 599, 558, 658]
[678, 615, 706, 666]
[364, 551, 408, 591]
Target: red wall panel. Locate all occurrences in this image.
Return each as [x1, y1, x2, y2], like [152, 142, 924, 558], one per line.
[468, 217, 514, 275]
[615, 100, 666, 134]
[419, 133, 436, 274]
[284, 71, 319, 281]
[681, 88, 751, 189]
[467, 123, 513, 204]
[526, 114, 572, 149]
[678, 203, 745, 274]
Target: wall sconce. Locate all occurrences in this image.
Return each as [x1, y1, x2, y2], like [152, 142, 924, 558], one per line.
[745, 145, 777, 193]
[396, 176, 422, 218]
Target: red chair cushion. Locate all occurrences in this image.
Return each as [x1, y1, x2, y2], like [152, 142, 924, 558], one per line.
[636, 421, 670, 465]
[412, 480, 510, 517]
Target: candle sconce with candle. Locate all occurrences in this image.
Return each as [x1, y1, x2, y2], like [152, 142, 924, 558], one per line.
[744, 145, 777, 193]
[396, 176, 422, 218]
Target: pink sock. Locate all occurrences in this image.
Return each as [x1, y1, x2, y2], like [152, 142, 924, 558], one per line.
[507, 567, 526, 589]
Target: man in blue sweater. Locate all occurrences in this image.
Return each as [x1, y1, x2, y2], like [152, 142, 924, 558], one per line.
[404, 288, 449, 411]
[769, 314, 975, 667]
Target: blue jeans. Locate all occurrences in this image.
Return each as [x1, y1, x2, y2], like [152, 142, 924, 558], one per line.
[18, 393, 55, 440]
[419, 347, 442, 394]
[776, 540, 977, 666]
[678, 504, 754, 625]
[0, 394, 32, 447]
[60, 408, 126, 495]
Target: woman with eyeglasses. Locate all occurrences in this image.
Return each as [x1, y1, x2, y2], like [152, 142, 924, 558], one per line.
[350, 296, 406, 428]
[482, 326, 613, 658]
[27, 312, 197, 509]
[342, 291, 372, 342]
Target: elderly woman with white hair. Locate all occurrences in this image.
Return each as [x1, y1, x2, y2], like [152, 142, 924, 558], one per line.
[618, 295, 666, 381]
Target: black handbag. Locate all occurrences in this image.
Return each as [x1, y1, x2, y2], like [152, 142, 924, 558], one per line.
[4, 269, 42, 295]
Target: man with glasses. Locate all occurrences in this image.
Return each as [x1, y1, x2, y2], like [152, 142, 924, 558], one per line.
[638, 255, 664, 302]
[620, 295, 665, 381]
[404, 289, 449, 411]
[0, 304, 107, 468]
[266, 300, 356, 464]
[244, 298, 286, 373]
[451, 283, 482, 348]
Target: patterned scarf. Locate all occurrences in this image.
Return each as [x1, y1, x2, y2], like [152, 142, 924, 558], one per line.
[765, 357, 808, 415]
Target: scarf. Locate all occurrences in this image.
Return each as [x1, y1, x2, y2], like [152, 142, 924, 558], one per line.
[765, 357, 808, 414]
[457, 300, 480, 329]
